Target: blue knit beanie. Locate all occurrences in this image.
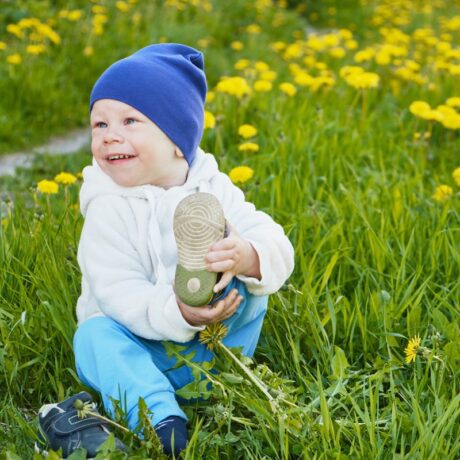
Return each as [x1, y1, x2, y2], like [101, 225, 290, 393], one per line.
[89, 43, 207, 166]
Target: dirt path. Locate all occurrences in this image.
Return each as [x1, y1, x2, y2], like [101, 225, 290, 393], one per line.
[0, 128, 90, 176]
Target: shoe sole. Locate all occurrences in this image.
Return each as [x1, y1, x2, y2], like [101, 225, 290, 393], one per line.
[173, 192, 225, 307]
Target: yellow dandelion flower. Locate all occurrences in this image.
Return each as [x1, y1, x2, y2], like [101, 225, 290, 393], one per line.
[354, 48, 375, 63]
[35, 23, 61, 45]
[246, 24, 261, 34]
[449, 64, 460, 76]
[0, 41, 7, 50]
[54, 172, 77, 185]
[433, 185, 453, 202]
[329, 47, 346, 59]
[6, 24, 24, 39]
[37, 180, 59, 194]
[254, 80, 272, 92]
[206, 91, 215, 103]
[339, 65, 365, 78]
[270, 41, 286, 52]
[203, 110, 216, 129]
[294, 72, 315, 87]
[452, 167, 460, 186]
[344, 72, 380, 89]
[17, 17, 40, 29]
[93, 14, 108, 25]
[440, 113, 460, 129]
[68, 10, 83, 21]
[215, 76, 251, 98]
[238, 142, 259, 152]
[26, 44, 46, 55]
[92, 5, 107, 14]
[404, 335, 421, 363]
[199, 322, 228, 351]
[6, 54, 22, 65]
[446, 97, 460, 108]
[234, 59, 250, 70]
[375, 51, 391, 66]
[339, 28, 353, 40]
[259, 70, 277, 81]
[254, 61, 269, 72]
[131, 11, 140, 25]
[409, 101, 431, 117]
[231, 41, 244, 51]
[115, 1, 130, 12]
[238, 124, 258, 138]
[93, 24, 104, 36]
[279, 82, 297, 96]
[229, 166, 254, 184]
[345, 39, 358, 50]
[83, 46, 94, 57]
[196, 38, 209, 49]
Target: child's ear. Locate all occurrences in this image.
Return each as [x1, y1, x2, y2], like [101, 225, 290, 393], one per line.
[175, 147, 185, 158]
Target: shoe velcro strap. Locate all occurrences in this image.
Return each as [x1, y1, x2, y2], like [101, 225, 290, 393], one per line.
[52, 410, 109, 435]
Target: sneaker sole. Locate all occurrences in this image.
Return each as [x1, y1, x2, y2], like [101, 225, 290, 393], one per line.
[173, 192, 225, 307]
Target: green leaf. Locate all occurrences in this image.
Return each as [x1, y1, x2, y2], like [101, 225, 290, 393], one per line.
[331, 346, 350, 379]
[5, 452, 23, 460]
[95, 432, 116, 456]
[66, 448, 88, 460]
[221, 372, 244, 384]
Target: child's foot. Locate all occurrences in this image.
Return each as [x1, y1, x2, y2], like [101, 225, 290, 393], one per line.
[154, 416, 188, 457]
[173, 192, 226, 306]
[35, 391, 127, 458]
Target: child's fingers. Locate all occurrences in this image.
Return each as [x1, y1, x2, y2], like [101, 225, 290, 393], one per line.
[207, 259, 235, 274]
[205, 249, 235, 264]
[213, 271, 234, 293]
[207, 289, 238, 320]
[221, 293, 243, 320]
[209, 238, 236, 252]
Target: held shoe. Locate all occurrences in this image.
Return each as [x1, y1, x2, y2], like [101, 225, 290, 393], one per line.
[35, 391, 127, 458]
[174, 192, 226, 306]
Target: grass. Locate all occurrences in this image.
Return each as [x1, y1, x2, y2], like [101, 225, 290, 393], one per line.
[1, 0, 460, 458]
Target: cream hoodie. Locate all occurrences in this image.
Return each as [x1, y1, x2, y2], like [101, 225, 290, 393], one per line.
[76, 148, 295, 342]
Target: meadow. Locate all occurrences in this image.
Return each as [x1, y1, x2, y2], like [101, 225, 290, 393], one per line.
[1, 0, 459, 458]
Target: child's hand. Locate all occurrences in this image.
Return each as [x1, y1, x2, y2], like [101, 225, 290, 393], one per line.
[204, 221, 261, 293]
[176, 288, 243, 326]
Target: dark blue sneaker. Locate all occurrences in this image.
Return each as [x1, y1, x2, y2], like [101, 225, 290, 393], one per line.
[35, 391, 127, 458]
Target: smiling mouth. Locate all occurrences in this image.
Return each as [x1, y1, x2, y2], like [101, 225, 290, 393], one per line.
[107, 154, 136, 162]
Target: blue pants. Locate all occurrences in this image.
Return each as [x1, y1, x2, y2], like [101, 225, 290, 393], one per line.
[73, 278, 268, 431]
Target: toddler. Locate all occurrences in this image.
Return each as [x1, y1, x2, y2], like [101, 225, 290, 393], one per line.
[36, 43, 294, 458]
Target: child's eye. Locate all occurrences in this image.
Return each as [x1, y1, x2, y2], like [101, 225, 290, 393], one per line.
[94, 121, 107, 128]
[125, 118, 137, 125]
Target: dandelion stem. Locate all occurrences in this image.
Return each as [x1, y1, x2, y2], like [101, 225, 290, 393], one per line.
[90, 411, 138, 437]
[217, 342, 277, 410]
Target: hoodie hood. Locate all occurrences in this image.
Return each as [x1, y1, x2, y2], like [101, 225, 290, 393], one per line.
[79, 147, 219, 217]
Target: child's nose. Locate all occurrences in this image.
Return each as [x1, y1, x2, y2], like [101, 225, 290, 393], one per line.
[103, 127, 124, 143]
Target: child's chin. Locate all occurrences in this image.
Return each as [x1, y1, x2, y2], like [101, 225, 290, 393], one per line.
[111, 174, 139, 188]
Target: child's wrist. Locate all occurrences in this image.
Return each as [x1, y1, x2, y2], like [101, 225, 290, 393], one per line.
[242, 242, 261, 280]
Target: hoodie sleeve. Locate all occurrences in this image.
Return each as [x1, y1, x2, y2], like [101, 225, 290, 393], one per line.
[213, 173, 295, 296]
[78, 195, 204, 342]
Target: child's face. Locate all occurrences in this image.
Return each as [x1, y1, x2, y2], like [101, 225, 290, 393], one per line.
[90, 99, 188, 188]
